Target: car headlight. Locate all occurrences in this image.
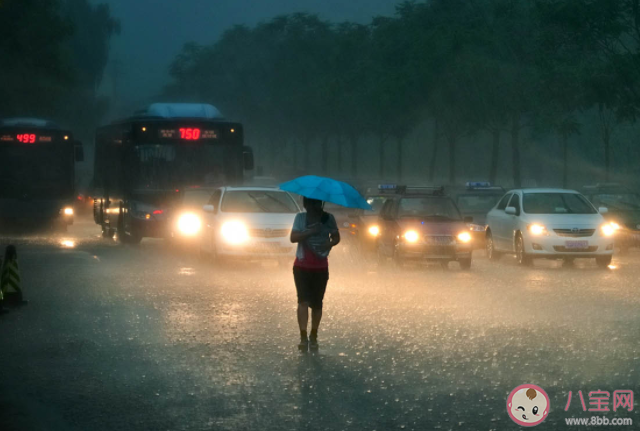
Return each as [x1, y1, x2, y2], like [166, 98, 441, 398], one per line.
[601, 223, 616, 237]
[221, 221, 249, 244]
[62, 207, 73, 216]
[468, 223, 485, 232]
[368, 225, 380, 237]
[457, 232, 472, 243]
[609, 221, 621, 230]
[403, 230, 420, 243]
[177, 213, 202, 236]
[528, 224, 549, 236]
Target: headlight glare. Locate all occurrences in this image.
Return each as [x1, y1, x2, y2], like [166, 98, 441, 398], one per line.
[221, 221, 249, 244]
[177, 213, 202, 236]
[63, 207, 73, 216]
[457, 232, 472, 243]
[602, 223, 616, 237]
[468, 223, 485, 232]
[528, 224, 548, 236]
[368, 225, 380, 237]
[404, 230, 419, 243]
[610, 221, 621, 230]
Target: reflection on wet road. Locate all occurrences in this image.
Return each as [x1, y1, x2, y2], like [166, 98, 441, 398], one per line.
[0, 217, 638, 430]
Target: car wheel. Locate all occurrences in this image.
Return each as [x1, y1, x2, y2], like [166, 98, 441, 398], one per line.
[459, 258, 472, 270]
[516, 233, 532, 266]
[595, 255, 612, 269]
[486, 231, 502, 261]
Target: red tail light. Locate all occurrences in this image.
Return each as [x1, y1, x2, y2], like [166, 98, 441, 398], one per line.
[152, 210, 163, 215]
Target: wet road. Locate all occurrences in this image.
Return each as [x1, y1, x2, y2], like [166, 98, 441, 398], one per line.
[0, 216, 638, 430]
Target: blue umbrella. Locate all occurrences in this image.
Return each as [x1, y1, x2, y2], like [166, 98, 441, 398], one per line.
[279, 175, 373, 210]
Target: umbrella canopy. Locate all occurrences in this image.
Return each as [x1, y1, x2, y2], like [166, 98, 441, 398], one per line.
[279, 175, 373, 210]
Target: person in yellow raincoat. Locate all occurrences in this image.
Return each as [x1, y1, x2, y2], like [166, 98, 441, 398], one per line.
[1, 245, 25, 305]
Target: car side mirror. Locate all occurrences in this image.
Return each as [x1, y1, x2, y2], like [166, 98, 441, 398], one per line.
[599, 207, 608, 214]
[463, 216, 473, 223]
[203, 204, 215, 213]
[505, 206, 517, 215]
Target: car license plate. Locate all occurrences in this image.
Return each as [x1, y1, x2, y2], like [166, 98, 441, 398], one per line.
[565, 240, 589, 249]
[426, 236, 454, 245]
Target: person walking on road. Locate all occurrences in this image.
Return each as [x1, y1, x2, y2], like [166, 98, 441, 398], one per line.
[1, 245, 25, 305]
[290, 197, 340, 351]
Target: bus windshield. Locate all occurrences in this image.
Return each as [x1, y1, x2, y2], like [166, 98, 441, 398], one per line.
[0, 144, 71, 198]
[128, 143, 237, 191]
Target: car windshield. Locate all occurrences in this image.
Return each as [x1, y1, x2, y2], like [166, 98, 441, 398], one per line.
[456, 194, 502, 213]
[591, 193, 640, 211]
[523, 193, 597, 214]
[182, 190, 212, 207]
[365, 196, 387, 215]
[397, 197, 461, 220]
[221, 190, 298, 213]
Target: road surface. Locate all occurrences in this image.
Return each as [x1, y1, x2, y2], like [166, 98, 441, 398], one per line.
[0, 215, 638, 430]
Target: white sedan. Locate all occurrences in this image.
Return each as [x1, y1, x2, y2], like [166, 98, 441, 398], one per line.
[199, 187, 300, 261]
[485, 189, 616, 267]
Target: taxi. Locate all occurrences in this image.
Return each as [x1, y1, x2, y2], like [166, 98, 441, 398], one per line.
[448, 182, 506, 248]
[582, 183, 640, 252]
[376, 186, 474, 269]
[347, 184, 401, 251]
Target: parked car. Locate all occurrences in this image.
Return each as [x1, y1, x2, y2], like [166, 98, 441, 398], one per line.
[485, 188, 616, 268]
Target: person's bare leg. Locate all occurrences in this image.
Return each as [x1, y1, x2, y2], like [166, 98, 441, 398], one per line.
[297, 302, 309, 332]
[311, 308, 322, 332]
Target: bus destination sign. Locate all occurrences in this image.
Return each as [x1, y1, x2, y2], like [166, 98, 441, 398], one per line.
[159, 128, 218, 140]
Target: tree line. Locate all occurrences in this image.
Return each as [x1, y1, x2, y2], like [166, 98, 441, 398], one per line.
[166, 0, 640, 187]
[0, 0, 119, 141]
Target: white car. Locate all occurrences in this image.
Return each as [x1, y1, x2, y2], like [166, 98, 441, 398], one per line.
[199, 186, 300, 261]
[485, 189, 616, 267]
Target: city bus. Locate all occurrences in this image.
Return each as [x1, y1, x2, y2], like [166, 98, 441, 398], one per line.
[92, 103, 254, 243]
[0, 118, 84, 231]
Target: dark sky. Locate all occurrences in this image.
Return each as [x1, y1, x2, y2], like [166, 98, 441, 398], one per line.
[101, 0, 399, 111]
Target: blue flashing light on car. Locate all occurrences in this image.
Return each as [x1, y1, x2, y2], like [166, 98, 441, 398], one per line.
[466, 181, 492, 188]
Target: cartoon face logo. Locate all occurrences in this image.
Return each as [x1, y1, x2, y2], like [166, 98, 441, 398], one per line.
[507, 384, 550, 427]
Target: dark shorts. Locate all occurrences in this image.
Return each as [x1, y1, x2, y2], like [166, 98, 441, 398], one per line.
[293, 266, 329, 310]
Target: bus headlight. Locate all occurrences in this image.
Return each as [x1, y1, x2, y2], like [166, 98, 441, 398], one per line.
[404, 230, 420, 243]
[177, 213, 202, 236]
[368, 225, 380, 237]
[63, 207, 73, 216]
[221, 221, 249, 244]
[457, 232, 472, 243]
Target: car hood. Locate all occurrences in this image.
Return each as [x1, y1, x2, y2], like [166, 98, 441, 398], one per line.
[521, 213, 605, 227]
[396, 219, 467, 235]
[218, 212, 297, 228]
